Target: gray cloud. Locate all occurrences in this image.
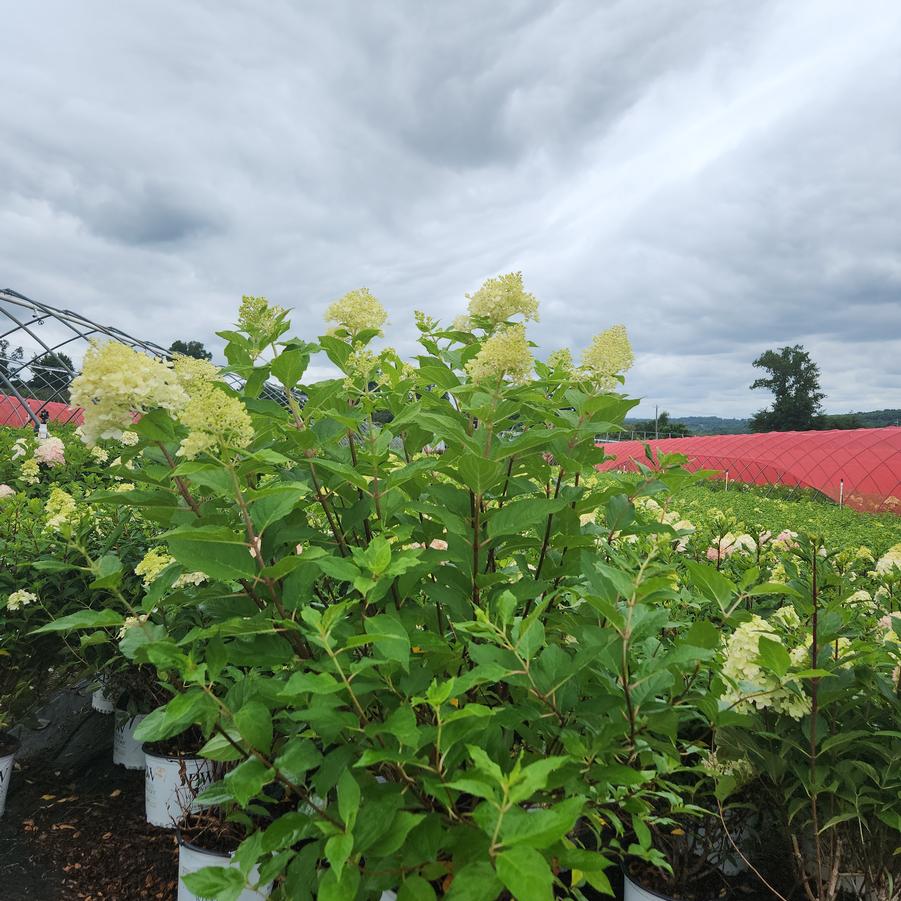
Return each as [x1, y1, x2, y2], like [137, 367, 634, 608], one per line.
[1, 0, 899, 419]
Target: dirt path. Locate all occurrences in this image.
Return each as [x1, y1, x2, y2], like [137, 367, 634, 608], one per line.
[0, 752, 178, 900]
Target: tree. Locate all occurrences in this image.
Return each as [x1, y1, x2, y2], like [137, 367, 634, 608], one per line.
[0, 338, 24, 384]
[169, 340, 212, 361]
[27, 352, 75, 401]
[749, 344, 825, 432]
[629, 411, 692, 438]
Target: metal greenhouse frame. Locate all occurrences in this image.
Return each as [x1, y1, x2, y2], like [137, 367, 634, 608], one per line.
[0, 288, 170, 429]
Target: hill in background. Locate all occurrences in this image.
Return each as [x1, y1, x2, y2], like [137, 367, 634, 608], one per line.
[625, 409, 901, 436]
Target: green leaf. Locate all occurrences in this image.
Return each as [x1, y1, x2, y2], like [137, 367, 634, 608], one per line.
[443, 778, 498, 801]
[364, 614, 410, 669]
[32, 609, 124, 634]
[509, 756, 568, 803]
[198, 731, 244, 762]
[684, 560, 737, 612]
[281, 671, 343, 696]
[747, 582, 803, 598]
[757, 636, 791, 678]
[398, 875, 437, 901]
[488, 497, 571, 540]
[181, 865, 246, 901]
[363, 536, 392, 575]
[29, 559, 77, 573]
[275, 738, 322, 782]
[455, 456, 505, 495]
[262, 812, 317, 853]
[234, 701, 273, 755]
[165, 526, 255, 582]
[444, 861, 502, 901]
[133, 690, 218, 742]
[366, 811, 425, 857]
[501, 796, 585, 848]
[316, 556, 361, 583]
[89, 554, 123, 590]
[224, 757, 273, 806]
[496, 847, 554, 901]
[325, 832, 354, 880]
[381, 705, 420, 747]
[683, 620, 721, 650]
[132, 408, 176, 442]
[270, 347, 309, 389]
[631, 813, 652, 850]
[337, 770, 360, 832]
[318, 862, 360, 901]
[250, 485, 308, 534]
[467, 746, 504, 784]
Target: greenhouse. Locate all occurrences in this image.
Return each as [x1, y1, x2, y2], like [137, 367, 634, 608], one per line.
[599, 429, 901, 514]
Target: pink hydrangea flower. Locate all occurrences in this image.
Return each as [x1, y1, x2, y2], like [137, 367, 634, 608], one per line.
[34, 436, 66, 467]
[0, 484, 15, 499]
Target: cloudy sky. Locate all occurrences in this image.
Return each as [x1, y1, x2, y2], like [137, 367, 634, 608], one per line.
[2, 0, 900, 418]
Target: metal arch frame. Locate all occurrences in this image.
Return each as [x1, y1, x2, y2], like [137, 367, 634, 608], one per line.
[0, 288, 173, 427]
[0, 288, 289, 429]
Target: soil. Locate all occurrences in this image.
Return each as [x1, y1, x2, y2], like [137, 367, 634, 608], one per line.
[0, 732, 19, 757]
[0, 750, 178, 900]
[143, 726, 205, 758]
[179, 810, 244, 856]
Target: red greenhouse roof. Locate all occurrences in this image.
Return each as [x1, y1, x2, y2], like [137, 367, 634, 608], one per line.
[0, 394, 84, 428]
[598, 427, 901, 514]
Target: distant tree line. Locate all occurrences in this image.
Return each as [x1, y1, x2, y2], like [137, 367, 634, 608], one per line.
[0, 338, 75, 402]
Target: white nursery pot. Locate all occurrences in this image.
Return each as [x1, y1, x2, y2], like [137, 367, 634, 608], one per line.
[0, 736, 20, 818]
[112, 711, 146, 770]
[91, 683, 116, 714]
[91, 689, 115, 714]
[144, 747, 215, 828]
[623, 872, 684, 901]
[177, 836, 270, 901]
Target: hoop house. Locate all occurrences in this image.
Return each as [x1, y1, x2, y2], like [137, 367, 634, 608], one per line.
[599, 429, 901, 514]
[0, 288, 169, 429]
[1, 288, 294, 431]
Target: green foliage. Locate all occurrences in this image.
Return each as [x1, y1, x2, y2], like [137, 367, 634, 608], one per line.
[672, 482, 901, 556]
[626, 411, 692, 438]
[169, 339, 213, 361]
[11, 286, 901, 900]
[750, 344, 825, 432]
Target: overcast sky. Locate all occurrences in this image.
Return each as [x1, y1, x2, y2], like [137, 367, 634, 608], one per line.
[2, 1, 900, 418]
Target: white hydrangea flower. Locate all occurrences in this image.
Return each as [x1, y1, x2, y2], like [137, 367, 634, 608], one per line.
[875, 543, 901, 575]
[45, 487, 77, 533]
[173, 571, 208, 589]
[118, 613, 149, 639]
[771, 606, 801, 630]
[20, 457, 40, 485]
[70, 341, 188, 445]
[6, 589, 37, 611]
[721, 616, 811, 719]
[135, 547, 175, 586]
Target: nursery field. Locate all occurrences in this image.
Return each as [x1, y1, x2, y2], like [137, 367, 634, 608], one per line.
[2, 285, 900, 901]
[669, 482, 901, 555]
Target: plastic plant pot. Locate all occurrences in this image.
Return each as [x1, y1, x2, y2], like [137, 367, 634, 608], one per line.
[0, 733, 21, 818]
[112, 711, 146, 770]
[177, 832, 270, 901]
[144, 746, 215, 829]
[90, 676, 117, 714]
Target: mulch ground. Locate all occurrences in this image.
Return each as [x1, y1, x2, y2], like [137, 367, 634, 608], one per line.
[0, 752, 178, 900]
